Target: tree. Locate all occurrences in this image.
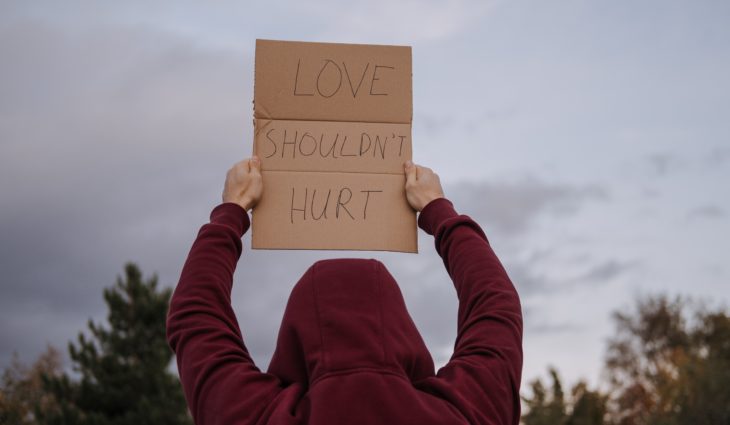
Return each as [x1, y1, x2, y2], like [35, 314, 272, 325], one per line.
[38, 263, 192, 425]
[522, 367, 607, 425]
[522, 295, 729, 424]
[567, 382, 608, 425]
[605, 295, 730, 425]
[522, 367, 568, 425]
[0, 345, 62, 424]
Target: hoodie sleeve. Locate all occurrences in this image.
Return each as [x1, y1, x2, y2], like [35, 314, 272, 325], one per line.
[418, 198, 523, 425]
[166, 203, 282, 425]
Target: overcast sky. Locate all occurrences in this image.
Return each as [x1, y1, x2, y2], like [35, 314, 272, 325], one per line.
[1, 0, 728, 391]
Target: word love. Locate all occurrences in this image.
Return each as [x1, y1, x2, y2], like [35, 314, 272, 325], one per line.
[290, 186, 383, 224]
[293, 59, 395, 98]
[264, 128, 407, 160]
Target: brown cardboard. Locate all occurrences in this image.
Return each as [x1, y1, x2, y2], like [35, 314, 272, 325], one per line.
[254, 119, 411, 174]
[255, 39, 412, 123]
[252, 39, 416, 252]
[252, 171, 416, 252]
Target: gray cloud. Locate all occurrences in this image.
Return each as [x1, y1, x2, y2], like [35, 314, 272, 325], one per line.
[416, 112, 456, 136]
[414, 107, 519, 137]
[0, 18, 253, 367]
[577, 259, 638, 283]
[704, 146, 730, 167]
[527, 321, 581, 334]
[686, 205, 727, 221]
[504, 258, 637, 300]
[640, 187, 661, 199]
[0, 9, 614, 373]
[504, 262, 553, 295]
[445, 179, 607, 236]
[1, 0, 728, 396]
[645, 153, 675, 176]
[644, 152, 687, 177]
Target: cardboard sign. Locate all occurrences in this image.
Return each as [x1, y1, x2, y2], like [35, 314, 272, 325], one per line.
[252, 39, 416, 252]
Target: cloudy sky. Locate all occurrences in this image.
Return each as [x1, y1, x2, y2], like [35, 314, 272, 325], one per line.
[1, 0, 728, 391]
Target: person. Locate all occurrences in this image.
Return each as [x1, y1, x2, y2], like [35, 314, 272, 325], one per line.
[167, 156, 523, 425]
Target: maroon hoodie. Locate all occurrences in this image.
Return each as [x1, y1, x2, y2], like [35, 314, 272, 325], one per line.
[167, 198, 523, 425]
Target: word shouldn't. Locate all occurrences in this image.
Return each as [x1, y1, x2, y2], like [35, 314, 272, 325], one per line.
[293, 59, 395, 98]
[264, 129, 407, 160]
[290, 187, 383, 223]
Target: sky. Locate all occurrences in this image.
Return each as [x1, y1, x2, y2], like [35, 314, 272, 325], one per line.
[1, 0, 729, 393]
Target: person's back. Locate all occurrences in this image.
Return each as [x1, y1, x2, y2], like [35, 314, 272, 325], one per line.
[166, 157, 523, 424]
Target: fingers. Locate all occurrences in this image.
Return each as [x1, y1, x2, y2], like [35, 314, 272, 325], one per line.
[405, 161, 437, 184]
[415, 165, 434, 186]
[404, 160, 417, 185]
[223, 157, 264, 210]
[250, 155, 261, 176]
[230, 156, 261, 176]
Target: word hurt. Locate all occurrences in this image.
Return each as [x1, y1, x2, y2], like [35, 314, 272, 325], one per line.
[290, 187, 383, 223]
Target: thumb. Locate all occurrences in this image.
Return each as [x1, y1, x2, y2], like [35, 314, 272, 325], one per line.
[250, 155, 261, 173]
[404, 160, 417, 185]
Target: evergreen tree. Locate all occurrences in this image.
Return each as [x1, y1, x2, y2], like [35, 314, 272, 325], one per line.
[38, 263, 191, 425]
[522, 367, 568, 425]
[522, 367, 606, 425]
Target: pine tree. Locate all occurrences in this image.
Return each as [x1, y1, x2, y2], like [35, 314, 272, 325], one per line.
[38, 263, 191, 425]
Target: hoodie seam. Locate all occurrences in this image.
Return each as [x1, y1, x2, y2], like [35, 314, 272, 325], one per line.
[310, 367, 409, 387]
[311, 265, 328, 371]
[375, 261, 388, 365]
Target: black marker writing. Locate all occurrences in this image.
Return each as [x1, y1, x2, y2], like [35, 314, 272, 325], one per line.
[292, 60, 396, 98]
[288, 186, 383, 223]
[336, 187, 354, 219]
[291, 187, 307, 223]
[370, 65, 395, 96]
[311, 189, 331, 220]
[264, 128, 407, 160]
[293, 59, 314, 96]
[360, 190, 383, 219]
[316, 59, 342, 98]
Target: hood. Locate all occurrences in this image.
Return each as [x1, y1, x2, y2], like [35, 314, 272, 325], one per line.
[267, 259, 434, 387]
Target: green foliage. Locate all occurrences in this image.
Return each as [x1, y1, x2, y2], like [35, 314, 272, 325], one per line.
[0, 346, 62, 424]
[605, 295, 730, 425]
[567, 382, 608, 425]
[523, 295, 730, 425]
[522, 367, 606, 425]
[37, 263, 191, 425]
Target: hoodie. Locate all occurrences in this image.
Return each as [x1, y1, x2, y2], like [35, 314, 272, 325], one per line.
[167, 198, 523, 425]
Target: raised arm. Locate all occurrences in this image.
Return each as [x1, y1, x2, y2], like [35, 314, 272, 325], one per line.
[166, 158, 281, 425]
[404, 162, 523, 425]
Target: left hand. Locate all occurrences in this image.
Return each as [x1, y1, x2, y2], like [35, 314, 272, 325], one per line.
[404, 160, 444, 212]
[222, 156, 263, 211]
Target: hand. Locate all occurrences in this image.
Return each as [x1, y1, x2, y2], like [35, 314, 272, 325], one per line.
[404, 160, 444, 212]
[222, 156, 263, 211]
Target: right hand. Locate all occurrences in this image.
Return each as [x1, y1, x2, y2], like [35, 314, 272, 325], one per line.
[404, 160, 445, 212]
